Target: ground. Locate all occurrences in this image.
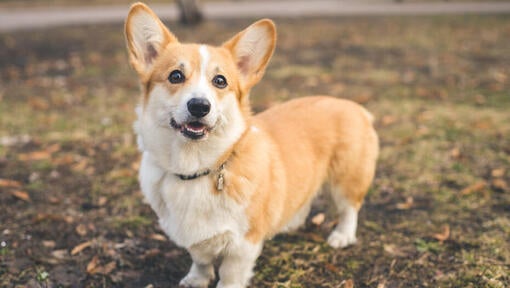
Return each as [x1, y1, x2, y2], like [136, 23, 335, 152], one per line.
[0, 15, 509, 288]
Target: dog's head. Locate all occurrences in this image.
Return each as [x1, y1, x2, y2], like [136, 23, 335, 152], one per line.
[125, 3, 275, 149]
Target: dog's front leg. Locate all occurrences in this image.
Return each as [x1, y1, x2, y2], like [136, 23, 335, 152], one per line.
[180, 251, 215, 288]
[216, 240, 263, 288]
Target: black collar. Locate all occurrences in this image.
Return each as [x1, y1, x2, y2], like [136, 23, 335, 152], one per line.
[175, 169, 211, 181]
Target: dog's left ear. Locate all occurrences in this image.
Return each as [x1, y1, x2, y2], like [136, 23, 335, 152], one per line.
[125, 2, 178, 77]
[223, 19, 276, 91]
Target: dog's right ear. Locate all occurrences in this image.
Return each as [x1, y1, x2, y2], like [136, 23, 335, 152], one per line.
[125, 2, 178, 77]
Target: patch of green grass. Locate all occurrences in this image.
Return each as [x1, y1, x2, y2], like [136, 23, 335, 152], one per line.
[113, 215, 152, 230]
[35, 268, 49, 283]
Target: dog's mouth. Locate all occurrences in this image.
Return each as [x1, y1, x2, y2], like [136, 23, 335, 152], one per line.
[170, 118, 210, 140]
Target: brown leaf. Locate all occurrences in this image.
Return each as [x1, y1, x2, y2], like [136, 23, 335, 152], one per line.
[11, 190, 31, 202]
[142, 249, 161, 259]
[51, 249, 68, 259]
[460, 181, 486, 195]
[432, 225, 450, 243]
[311, 213, 325, 226]
[75, 224, 87, 236]
[42, 240, 56, 248]
[86, 255, 100, 274]
[71, 159, 88, 172]
[381, 115, 397, 126]
[28, 97, 50, 110]
[53, 154, 75, 166]
[71, 241, 92, 255]
[492, 179, 508, 192]
[0, 179, 22, 188]
[352, 93, 372, 104]
[149, 233, 167, 242]
[396, 196, 414, 210]
[450, 147, 461, 159]
[45, 143, 61, 154]
[107, 169, 133, 180]
[18, 151, 51, 161]
[95, 261, 117, 275]
[325, 263, 340, 273]
[383, 244, 407, 257]
[98, 196, 108, 207]
[491, 168, 505, 178]
[342, 279, 354, 288]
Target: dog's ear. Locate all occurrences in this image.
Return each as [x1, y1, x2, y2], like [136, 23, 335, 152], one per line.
[223, 19, 276, 91]
[125, 2, 178, 77]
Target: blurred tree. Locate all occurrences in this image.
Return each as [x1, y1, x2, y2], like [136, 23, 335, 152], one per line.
[177, 0, 203, 25]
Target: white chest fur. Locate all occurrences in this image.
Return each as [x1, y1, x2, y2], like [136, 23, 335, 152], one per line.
[139, 152, 248, 249]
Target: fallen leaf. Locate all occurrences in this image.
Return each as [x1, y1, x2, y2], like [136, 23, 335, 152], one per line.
[381, 115, 397, 126]
[325, 263, 340, 273]
[98, 196, 108, 206]
[11, 190, 31, 202]
[491, 168, 505, 178]
[342, 279, 354, 288]
[71, 159, 88, 172]
[18, 151, 51, 161]
[53, 154, 75, 165]
[142, 248, 160, 259]
[460, 181, 486, 195]
[48, 196, 60, 204]
[51, 249, 68, 259]
[432, 225, 450, 243]
[86, 255, 100, 274]
[42, 240, 56, 248]
[305, 232, 324, 243]
[71, 241, 92, 255]
[492, 179, 508, 192]
[45, 143, 61, 154]
[107, 169, 133, 180]
[396, 196, 414, 210]
[475, 94, 486, 105]
[75, 224, 87, 236]
[96, 261, 116, 275]
[311, 213, 325, 226]
[0, 179, 22, 188]
[383, 244, 407, 257]
[28, 97, 49, 110]
[149, 233, 167, 242]
[450, 147, 461, 159]
[352, 93, 372, 104]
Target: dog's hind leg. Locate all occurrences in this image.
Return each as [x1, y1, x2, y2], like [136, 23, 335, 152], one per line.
[326, 141, 377, 248]
[326, 186, 361, 249]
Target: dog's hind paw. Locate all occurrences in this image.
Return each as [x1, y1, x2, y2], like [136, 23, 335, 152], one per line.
[327, 231, 357, 249]
[179, 273, 213, 288]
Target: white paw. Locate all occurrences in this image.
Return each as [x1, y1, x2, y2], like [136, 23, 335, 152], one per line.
[216, 282, 244, 288]
[327, 231, 357, 249]
[179, 272, 214, 288]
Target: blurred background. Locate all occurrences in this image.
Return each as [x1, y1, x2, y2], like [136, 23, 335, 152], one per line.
[1, 0, 509, 287]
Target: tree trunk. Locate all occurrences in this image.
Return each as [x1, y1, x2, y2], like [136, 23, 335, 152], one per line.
[177, 0, 203, 25]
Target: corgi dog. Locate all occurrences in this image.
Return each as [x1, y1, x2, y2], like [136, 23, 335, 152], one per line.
[125, 3, 378, 287]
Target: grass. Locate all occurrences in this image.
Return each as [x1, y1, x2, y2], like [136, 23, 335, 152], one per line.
[1, 14, 509, 287]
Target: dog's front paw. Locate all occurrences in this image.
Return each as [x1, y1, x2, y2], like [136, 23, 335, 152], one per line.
[327, 231, 357, 249]
[179, 272, 214, 288]
[216, 281, 244, 288]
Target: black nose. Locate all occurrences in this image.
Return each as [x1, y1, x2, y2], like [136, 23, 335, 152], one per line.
[187, 98, 211, 118]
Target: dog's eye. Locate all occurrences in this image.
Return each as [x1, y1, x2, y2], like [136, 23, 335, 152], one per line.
[168, 70, 185, 84]
[212, 75, 227, 89]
